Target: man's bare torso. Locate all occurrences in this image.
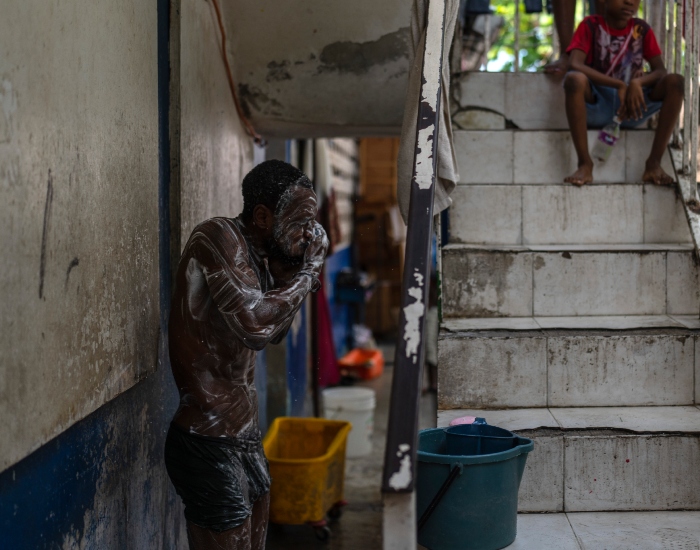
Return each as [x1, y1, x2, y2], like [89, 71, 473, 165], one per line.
[169, 217, 273, 438]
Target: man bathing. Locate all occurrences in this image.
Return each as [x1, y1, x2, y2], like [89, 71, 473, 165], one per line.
[165, 160, 328, 549]
[562, 0, 684, 185]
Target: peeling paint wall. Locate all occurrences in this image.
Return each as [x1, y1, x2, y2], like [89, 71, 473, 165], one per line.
[0, 0, 253, 546]
[0, 0, 160, 472]
[180, 0, 254, 239]
[221, 0, 412, 138]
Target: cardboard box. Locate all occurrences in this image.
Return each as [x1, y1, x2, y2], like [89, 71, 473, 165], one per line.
[359, 138, 400, 203]
[366, 281, 401, 334]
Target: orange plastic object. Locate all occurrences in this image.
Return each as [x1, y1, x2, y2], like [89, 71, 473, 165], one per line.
[263, 417, 351, 525]
[338, 348, 384, 380]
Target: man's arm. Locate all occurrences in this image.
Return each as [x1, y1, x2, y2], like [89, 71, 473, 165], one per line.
[193, 220, 327, 351]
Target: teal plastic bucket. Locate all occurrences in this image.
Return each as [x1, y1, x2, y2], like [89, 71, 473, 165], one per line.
[416, 426, 534, 550]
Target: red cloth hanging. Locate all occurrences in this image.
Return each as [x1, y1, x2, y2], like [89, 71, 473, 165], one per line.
[315, 271, 340, 387]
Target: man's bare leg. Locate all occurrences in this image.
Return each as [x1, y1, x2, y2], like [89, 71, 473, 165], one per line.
[563, 71, 595, 185]
[643, 73, 685, 186]
[250, 493, 270, 550]
[545, 0, 576, 74]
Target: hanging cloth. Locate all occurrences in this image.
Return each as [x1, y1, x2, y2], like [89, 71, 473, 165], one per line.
[397, 0, 461, 224]
[315, 271, 340, 388]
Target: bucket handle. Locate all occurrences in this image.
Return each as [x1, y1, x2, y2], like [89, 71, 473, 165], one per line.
[417, 463, 463, 533]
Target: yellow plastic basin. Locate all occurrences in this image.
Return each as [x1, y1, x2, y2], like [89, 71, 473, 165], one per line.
[263, 417, 351, 525]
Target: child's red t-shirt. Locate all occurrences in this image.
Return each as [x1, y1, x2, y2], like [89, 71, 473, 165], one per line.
[567, 15, 662, 81]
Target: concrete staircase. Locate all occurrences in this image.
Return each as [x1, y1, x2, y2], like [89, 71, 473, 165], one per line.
[437, 73, 700, 547]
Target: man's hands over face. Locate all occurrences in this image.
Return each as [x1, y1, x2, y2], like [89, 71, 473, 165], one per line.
[268, 222, 328, 288]
[303, 222, 329, 276]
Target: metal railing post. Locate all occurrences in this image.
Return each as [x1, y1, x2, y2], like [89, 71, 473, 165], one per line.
[514, 0, 521, 72]
[692, 0, 699, 190]
[381, 0, 447, 503]
[684, 0, 692, 172]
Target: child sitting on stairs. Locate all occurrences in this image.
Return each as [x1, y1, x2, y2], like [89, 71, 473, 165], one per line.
[562, 0, 684, 186]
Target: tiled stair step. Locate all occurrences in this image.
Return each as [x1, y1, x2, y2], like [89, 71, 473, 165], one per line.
[439, 316, 700, 409]
[454, 72, 568, 131]
[448, 183, 690, 245]
[453, 129, 675, 185]
[441, 244, 699, 318]
[436, 407, 700, 512]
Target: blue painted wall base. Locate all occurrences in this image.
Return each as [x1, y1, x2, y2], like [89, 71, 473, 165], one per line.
[0, 337, 187, 549]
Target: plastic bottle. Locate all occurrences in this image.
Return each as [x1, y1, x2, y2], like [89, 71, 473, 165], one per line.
[592, 116, 622, 162]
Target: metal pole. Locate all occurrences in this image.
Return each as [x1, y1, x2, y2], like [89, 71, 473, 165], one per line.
[684, 0, 692, 170]
[382, 0, 447, 497]
[667, 0, 674, 80]
[692, 0, 699, 188]
[673, 0, 683, 145]
[514, 0, 521, 72]
[661, 0, 668, 65]
[484, 14, 492, 70]
[676, 0, 683, 75]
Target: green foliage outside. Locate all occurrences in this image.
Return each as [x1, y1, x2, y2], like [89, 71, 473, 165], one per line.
[485, 1, 649, 72]
[487, 0, 557, 71]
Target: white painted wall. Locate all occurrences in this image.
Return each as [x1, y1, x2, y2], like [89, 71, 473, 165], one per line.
[0, 0, 160, 470]
[0, 0, 255, 472]
[180, 0, 254, 239]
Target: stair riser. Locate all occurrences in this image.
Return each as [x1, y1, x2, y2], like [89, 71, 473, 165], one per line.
[518, 433, 700, 512]
[454, 129, 674, 185]
[448, 184, 690, 245]
[438, 333, 698, 408]
[442, 249, 699, 317]
[455, 72, 568, 131]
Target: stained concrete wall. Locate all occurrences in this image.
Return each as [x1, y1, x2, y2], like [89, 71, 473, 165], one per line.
[0, 0, 253, 546]
[0, 0, 160, 471]
[180, 0, 254, 239]
[0, 352, 188, 549]
[222, 0, 413, 138]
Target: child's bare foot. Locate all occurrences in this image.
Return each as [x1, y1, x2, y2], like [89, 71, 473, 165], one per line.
[642, 163, 674, 186]
[564, 162, 593, 186]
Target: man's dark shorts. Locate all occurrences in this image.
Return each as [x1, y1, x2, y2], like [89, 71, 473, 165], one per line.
[586, 82, 663, 129]
[164, 423, 271, 532]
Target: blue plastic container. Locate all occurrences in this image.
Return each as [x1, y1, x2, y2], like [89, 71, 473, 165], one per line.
[416, 425, 534, 550]
[445, 424, 519, 456]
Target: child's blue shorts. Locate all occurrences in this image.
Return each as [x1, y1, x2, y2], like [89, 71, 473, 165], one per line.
[586, 82, 663, 129]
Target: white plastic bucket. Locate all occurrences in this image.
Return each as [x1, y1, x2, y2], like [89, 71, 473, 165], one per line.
[322, 387, 376, 457]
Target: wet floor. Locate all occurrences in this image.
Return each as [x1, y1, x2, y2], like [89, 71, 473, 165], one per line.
[265, 340, 437, 549]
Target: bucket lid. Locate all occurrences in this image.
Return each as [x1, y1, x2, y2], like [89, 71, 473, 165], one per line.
[449, 416, 476, 426]
[322, 387, 376, 410]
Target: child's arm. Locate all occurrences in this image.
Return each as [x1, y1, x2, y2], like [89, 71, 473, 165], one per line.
[568, 49, 626, 89]
[568, 49, 629, 117]
[626, 56, 667, 120]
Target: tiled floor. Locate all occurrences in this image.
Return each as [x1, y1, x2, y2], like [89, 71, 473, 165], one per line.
[266, 339, 437, 549]
[510, 512, 700, 549]
[421, 512, 700, 549]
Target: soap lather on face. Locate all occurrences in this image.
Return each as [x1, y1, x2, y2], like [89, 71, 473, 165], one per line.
[270, 187, 318, 264]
